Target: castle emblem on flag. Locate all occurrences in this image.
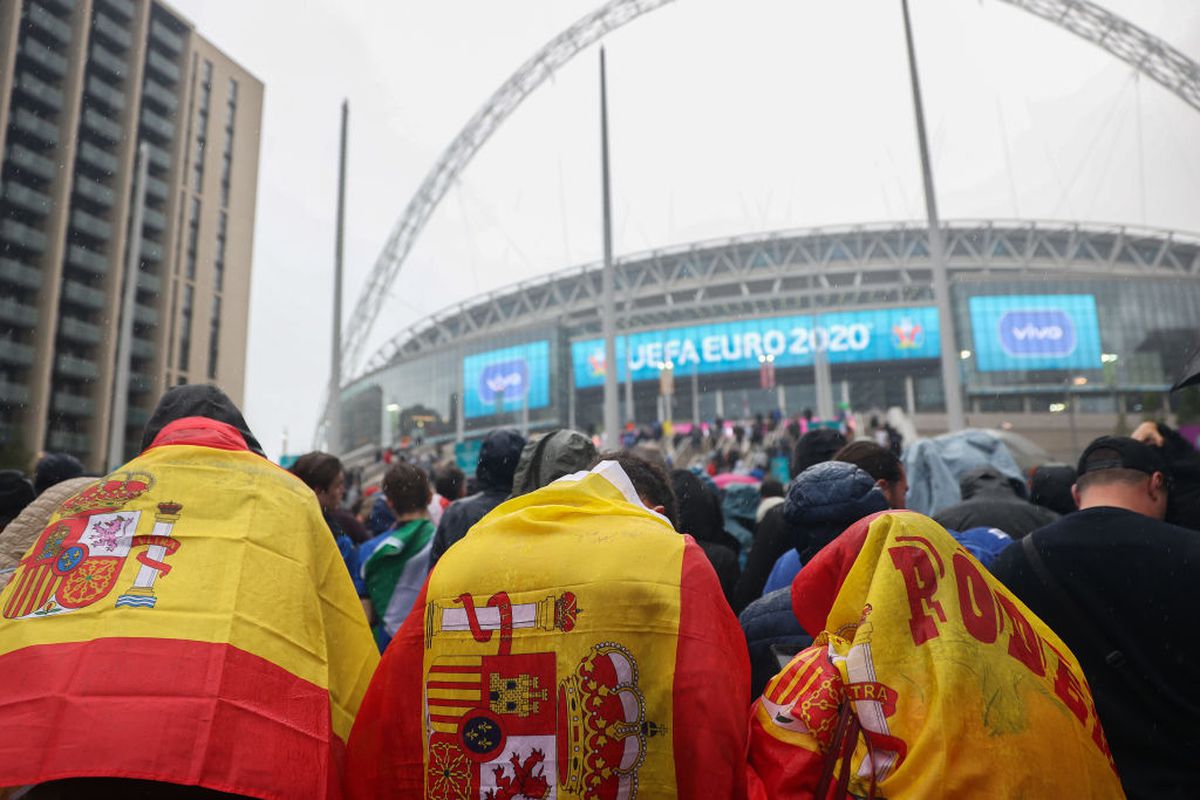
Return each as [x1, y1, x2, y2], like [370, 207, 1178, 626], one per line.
[2, 472, 184, 619]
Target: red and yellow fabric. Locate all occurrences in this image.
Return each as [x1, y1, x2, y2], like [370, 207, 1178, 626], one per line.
[344, 460, 750, 799]
[747, 511, 1124, 799]
[0, 417, 379, 799]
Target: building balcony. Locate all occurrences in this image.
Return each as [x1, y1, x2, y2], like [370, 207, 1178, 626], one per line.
[140, 108, 176, 143]
[0, 380, 32, 406]
[21, 38, 68, 77]
[144, 174, 169, 200]
[3, 180, 52, 215]
[130, 337, 155, 358]
[86, 75, 126, 112]
[139, 238, 163, 262]
[0, 257, 43, 289]
[129, 371, 154, 394]
[46, 430, 90, 453]
[0, 337, 35, 367]
[45, 0, 77, 14]
[7, 143, 58, 182]
[146, 50, 180, 84]
[134, 303, 158, 326]
[76, 140, 120, 174]
[82, 107, 123, 142]
[74, 175, 114, 207]
[14, 71, 62, 112]
[54, 390, 92, 417]
[137, 270, 161, 293]
[56, 354, 99, 380]
[150, 19, 185, 54]
[141, 79, 178, 114]
[0, 297, 39, 327]
[93, 12, 132, 50]
[62, 279, 107, 309]
[146, 144, 172, 172]
[67, 244, 110, 276]
[12, 107, 59, 146]
[72, 208, 112, 241]
[100, 0, 134, 20]
[89, 42, 126, 78]
[59, 315, 102, 343]
[125, 406, 150, 427]
[0, 218, 48, 254]
[142, 206, 166, 232]
[27, 3, 72, 44]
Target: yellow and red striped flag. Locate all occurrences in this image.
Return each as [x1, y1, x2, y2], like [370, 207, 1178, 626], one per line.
[345, 461, 751, 799]
[0, 417, 380, 798]
[748, 511, 1124, 799]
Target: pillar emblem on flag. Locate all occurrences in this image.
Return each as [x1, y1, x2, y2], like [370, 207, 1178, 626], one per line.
[1, 472, 183, 620]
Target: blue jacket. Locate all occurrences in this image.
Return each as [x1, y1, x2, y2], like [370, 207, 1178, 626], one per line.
[782, 460, 889, 565]
[739, 587, 813, 698]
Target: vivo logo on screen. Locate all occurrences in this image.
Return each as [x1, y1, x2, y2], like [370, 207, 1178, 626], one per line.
[478, 359, 529, 404]
[998, 310, 1077, 357]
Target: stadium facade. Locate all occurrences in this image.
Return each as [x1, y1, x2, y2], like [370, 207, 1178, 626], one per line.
[336, 220, 1200, 461]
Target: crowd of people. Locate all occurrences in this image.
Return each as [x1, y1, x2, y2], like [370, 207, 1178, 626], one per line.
[0, 382, 1197, 798]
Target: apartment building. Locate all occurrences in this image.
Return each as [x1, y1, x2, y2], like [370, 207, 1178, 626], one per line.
[0, 0, 262, 471]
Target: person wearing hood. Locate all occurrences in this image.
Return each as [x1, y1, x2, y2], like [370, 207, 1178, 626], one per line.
[428, 428, 525, 567]
[762, 461, 890, 595]
[510, 428, 598, 497]
[0, 384, 378, 797]
[32, 452, 86, 496]
[721, 481, 760, 566]
[671, 469, 739, 605]
[739, 461, 888, 697]
[933, 464, 1058, 539]
[732, 428, 847, 612]
[1030, 463, 1078, 517]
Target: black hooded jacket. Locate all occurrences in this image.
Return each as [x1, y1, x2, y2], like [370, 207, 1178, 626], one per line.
[429, 429, 525, 568]
[933, 465, 1058, 539]
[140, 384, 264, 455]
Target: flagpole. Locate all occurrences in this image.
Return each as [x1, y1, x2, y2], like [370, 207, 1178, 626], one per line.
[901, 0, 965, 431]
[599, 47, 620, 449]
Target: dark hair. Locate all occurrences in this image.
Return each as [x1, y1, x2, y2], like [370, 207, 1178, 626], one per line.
[434, 463, 465, 499]
[595, 450, 678, 529]
[833, 440, 903, 484]
[382, 461, 432, 515]
[33, 452, 86, 496]
[670, 469, 724, 542]
[760, 478, 785, 498]
[289, 452, 343, 493]
[790, 429, 847, 477]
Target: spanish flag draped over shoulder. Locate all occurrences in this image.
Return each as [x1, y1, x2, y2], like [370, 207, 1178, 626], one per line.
[747, 511, 1124, 799]
[0, 417, 380, 798]
[345, 460, 750, 799]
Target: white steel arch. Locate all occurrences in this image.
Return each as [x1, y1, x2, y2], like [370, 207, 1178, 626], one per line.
[319, 0, 1200, 445]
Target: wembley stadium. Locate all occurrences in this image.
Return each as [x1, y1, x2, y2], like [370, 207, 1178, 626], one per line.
[334, 219, 1200, 462]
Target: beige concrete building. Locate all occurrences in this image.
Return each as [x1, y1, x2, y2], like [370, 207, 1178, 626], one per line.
[0, 0, 262, 472]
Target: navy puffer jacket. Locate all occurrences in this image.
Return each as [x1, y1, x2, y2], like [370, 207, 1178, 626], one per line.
[783, 460, 888, 563]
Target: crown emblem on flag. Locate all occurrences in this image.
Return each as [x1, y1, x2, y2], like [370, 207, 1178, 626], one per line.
[59, 472, 155, 516]
[558, 641, 664, 797]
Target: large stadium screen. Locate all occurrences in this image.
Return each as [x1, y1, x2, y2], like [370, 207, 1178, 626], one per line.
[571, 306, 940, 389]
[462, 340, 551, 418]
[968, 294, 1102, 372]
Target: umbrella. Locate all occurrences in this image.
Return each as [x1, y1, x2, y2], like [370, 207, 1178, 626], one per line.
[712, 473, 760, 489]
[1171, 344, 1200, 392]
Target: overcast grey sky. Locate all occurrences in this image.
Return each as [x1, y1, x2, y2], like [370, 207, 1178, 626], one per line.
[170, 0, 1200, 459]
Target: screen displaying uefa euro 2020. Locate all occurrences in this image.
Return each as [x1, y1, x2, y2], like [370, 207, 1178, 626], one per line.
[570, 306, 941, 389]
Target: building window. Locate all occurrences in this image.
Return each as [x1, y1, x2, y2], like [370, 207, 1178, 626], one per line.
[192, 60, 212, 190]
[214, 211, 227, 292]
[220, 78, 237, 208]
[178, 283, 193, 371]
[185, 196, 200, 279]
[207, 295, 221, 379]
